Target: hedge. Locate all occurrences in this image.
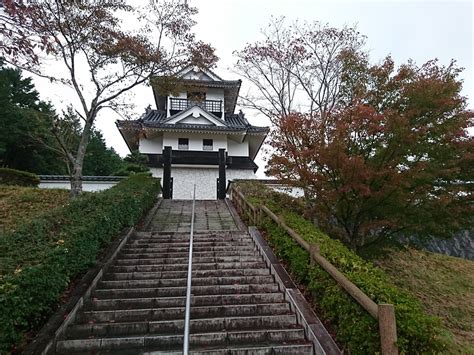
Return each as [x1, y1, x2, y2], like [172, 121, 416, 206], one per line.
[236, 181, 452, 354]
[0, 174, 161, 352]
[0, 168, 40, 187]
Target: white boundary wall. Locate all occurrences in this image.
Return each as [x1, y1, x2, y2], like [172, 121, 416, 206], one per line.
[39, 180, 119, 192]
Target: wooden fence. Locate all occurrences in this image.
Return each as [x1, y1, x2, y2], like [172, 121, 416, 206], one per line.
[229, 185, 398, 355]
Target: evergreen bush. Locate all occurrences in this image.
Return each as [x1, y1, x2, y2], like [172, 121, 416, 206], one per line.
[0, 174, 160, 351]
[237, 181, 451, 354]
[0, 168, 40, 187]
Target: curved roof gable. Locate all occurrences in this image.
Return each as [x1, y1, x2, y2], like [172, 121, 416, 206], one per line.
[177, 66, 223, 81]
[163, 105, 226, 126]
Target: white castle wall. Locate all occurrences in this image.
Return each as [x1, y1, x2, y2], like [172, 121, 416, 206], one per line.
[150, 167, 256, 200]
[174, 88, 224, 101]
[139, 134, 249, 157]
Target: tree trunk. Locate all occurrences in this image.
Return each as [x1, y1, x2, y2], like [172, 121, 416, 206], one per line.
[69, 113, 95, 198]
[70, 164, 83, 198]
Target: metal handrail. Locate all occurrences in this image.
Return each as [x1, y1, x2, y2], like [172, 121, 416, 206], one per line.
[183, 184, 196, 354]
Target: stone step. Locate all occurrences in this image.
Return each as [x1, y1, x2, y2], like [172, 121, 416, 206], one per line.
[84, 293, 285, 311]
[128, 239, 251, 247]
[102, 268, 270, 281]
[92, 283, 280, 299]
[57, 329, 308, 353]
[97, 275, 275, 289]
[131, 231, 248, 240]
[70, 343, 314, 355]
[114, 256, 263, 266]
[133, 230, 238, 236]
[127, 236, 253, 247]
[52, 201, 319, 355]
[123, 240, 254, 249]
[66, 313, 297, 338]
[119, 245, 256, 255]
[120, 245, 254, 254]
[109, 261, 268, 273]
[117, 250, 259, 260]
[77, 303, 291, 323]
[119, 249, 256, 257]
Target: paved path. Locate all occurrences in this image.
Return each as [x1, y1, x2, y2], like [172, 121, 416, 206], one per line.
[148, 200, 238, 233]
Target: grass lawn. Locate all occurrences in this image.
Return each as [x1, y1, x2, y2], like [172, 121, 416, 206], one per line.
[0, 185, 69, 234]
[369, 247, 473, 353]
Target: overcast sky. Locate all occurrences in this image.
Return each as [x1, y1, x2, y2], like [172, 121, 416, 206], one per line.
[31, 0, 473, 175]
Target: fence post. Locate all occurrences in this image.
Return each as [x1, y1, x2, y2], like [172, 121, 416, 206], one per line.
[379, 304, 398, 355]
[309, 244, 320, 265]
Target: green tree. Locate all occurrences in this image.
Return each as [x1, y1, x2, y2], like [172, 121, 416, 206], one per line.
[83, 131, 124, 176]
[0, 61, 66, 174]
[113, 150, 149, 176]
[0, 65, 126, 176]
[55, 107, 125, 176]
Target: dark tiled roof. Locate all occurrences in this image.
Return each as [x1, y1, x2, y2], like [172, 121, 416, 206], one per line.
[141, 109, 167, 122]
[142, 122, 248, 133]
[225, 113, 250, 128]
[161, 78, 242, 89]
[121, 109, 268, 134]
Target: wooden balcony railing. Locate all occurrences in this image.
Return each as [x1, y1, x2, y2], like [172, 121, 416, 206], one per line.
[170, 98, 222, 112]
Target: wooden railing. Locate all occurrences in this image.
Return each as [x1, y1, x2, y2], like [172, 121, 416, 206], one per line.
[229, 185, 398, 355]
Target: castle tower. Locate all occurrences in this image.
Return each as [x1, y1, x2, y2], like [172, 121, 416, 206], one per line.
[117, 66, 269, 199]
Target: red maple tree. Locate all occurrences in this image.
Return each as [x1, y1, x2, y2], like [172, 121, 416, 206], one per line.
[267, 57, 473, 249]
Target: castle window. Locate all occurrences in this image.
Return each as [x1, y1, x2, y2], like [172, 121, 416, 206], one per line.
[187, 91, 206, 102]
[178, 138, 189, 150]
[203, 139, 213, 151]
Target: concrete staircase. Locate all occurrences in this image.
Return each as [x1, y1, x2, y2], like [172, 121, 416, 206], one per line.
[55, 201, 315, 354]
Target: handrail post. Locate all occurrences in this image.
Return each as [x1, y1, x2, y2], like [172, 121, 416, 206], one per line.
[257, 199, 399, 354]
[183, 185, 196, 355]
[379, 304, 398, 355]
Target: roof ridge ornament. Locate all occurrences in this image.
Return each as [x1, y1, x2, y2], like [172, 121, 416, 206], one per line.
[239, 110, 250, 126]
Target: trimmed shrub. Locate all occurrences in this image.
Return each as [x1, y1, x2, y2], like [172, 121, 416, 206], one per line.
[0, 174, 160, 351]
[0, 168, 40, 187]
[236, 181, 452, 354]
[113, 163, 150, 176]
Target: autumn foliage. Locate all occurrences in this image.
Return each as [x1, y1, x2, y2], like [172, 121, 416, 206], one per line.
[267, 57, 473, 249]
[0, 0, 217, 197]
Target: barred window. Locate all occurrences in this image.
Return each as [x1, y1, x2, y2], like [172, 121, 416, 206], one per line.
[203, 139, 213, 151]
[178, 138, 189, 150]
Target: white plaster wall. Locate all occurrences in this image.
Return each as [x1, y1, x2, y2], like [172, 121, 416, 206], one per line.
[162, 132, 227, 152]
[150, 167, 256, 200]
[206, 88, 224, 101]
[269, 185, 304, 198]
[227, 139, 248, 157]
[178, 115, 214, 125]
[139, 136, 163, 154]
[39, 181, 118, 192]
[172, 88, 224, 101]
[175, 92, 187, 99]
